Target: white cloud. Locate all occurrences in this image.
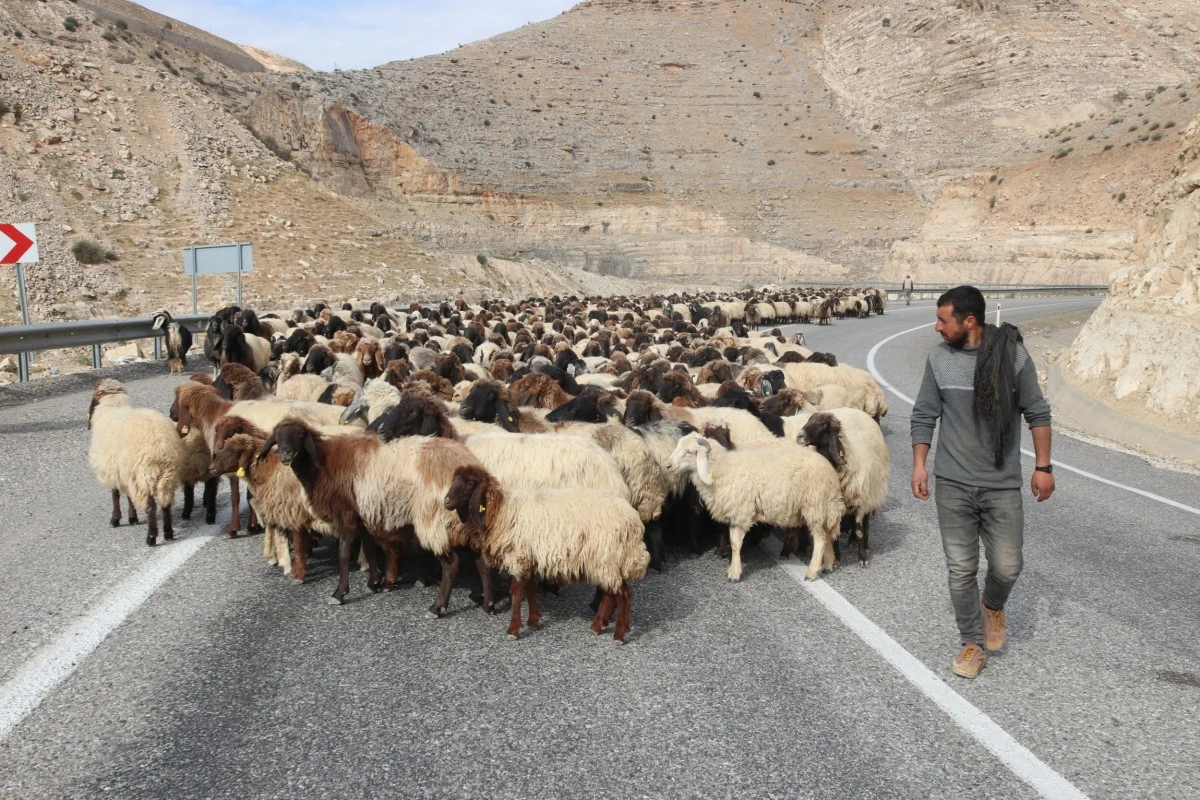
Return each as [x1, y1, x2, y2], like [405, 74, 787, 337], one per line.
[138, 0, 580, 72]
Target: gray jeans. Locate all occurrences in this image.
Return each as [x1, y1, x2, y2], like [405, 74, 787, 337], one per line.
[934, 478, 1024, 646]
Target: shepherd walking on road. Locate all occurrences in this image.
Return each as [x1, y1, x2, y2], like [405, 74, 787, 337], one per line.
[910, 285, 1056, 679]
[902, 274, 914, 305]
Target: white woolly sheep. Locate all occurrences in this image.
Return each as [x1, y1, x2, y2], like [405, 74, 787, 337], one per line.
[88, 379, 184, 546]
[667, 432, 845, 581]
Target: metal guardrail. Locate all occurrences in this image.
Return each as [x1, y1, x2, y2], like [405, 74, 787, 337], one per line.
[0, 314, 209, 383]
[881, 285, 1108, 300]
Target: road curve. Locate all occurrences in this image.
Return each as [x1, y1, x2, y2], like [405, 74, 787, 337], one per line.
[0, 296, 1196, 799]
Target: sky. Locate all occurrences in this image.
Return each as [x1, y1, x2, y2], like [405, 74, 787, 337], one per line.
[138, 0, 581, 72]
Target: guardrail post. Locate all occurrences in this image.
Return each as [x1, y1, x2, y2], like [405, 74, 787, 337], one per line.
[92, 344, 102, 369]
[153, 336, 162, 360]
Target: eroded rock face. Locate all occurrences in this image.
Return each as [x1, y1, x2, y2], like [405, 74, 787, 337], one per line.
[1065, 115, 1200, 424]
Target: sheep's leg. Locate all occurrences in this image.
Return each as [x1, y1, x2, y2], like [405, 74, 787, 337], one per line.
[263, 525, 277, 564]
[429, 550, 461, 618]
[472, 554, 498, 614]
[644, 520, 666, 573]
[126, 496, 139, 525]
[779, 527, 798, 559]
[506, 576, 526, 639]
[145, 497, 158, 546]
[110, 489, 121, 527]
[246, 489, 263, 534]
[613, 583, 633, 644]
[182, 483, 194, 520]
[289, 528, 309, 583]
[805, 528, 830, 581]
[362, 536, 385, 593]
[330, 530, 356, 605]
[717, 525, 731, 560]
[858, 514, 871, 567]
[798, 524, 813, 562]
[590, 591, 616, 634]
[524, 576, 542, 631]
[202, 478, 218, 525]
[727, 526, 746, 582]
[225, 476, 240, 538]
[589, 586, 603, 613]
[384, 545, 403, 591]
[161, 503, 173, 541]
[275, 528, 293, 576]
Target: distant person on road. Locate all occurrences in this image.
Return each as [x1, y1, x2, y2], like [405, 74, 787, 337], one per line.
[902, 274, 914, 305]
[910, 285, 1055, 680]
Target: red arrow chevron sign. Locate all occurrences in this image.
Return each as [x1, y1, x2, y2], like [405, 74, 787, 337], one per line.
[0, 223, 38, 265]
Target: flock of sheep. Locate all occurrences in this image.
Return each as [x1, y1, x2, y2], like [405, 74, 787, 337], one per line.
[87, 287, 891, 643]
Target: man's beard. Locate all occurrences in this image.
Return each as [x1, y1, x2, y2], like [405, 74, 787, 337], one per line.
[944, 329, 969, 349]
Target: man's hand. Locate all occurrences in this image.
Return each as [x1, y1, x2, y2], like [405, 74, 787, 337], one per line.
[1031, 470, 1055, 502]
[912, 464, 930, 500]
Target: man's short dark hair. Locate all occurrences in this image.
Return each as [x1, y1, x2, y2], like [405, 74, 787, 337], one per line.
[937, 285, 986, 325]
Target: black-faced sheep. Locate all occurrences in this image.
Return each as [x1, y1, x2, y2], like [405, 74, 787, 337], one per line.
[799, 409, 890, 566]
[444, 465, 650, 643]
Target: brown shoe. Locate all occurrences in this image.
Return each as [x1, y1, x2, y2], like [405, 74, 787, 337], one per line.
[952, 643, 987, 679]
[981, 601, 1007, 652]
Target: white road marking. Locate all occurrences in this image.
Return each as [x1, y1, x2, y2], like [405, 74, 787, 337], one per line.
[0, 533, 215, 741]
[865, 299, 1200, 517]
[767, 537, 1090, 800]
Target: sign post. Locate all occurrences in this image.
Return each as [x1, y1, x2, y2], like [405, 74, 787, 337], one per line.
[1, 223, 39, 382]
[996, 302, 1002, 326]
[183, 242, 253, 313]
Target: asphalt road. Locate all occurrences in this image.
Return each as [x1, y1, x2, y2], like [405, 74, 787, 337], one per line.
[1, 296, 1197, 799]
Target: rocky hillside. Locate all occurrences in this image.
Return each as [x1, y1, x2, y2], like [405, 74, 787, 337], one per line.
[3, 0, 1200, 328]
[1065, 110, 1200, 428]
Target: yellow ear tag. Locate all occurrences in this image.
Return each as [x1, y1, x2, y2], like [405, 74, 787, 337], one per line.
[478, 505, 487, 515]
[236, 467, 246, 477]
[507, 416, 514, 422]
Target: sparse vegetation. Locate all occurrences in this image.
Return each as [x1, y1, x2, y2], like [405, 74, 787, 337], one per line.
[767, 159, 776, 166]
[1164, 121, 1175, 129]
[752, 91, 761, 99]
[1103, 144, 1114, 151]
[248, 127, 290, 161]
[989, 174, 998, 182]
[290, 81, 300, 90]
[882, 17, 891, 27]
[63, 16, 80, 32]
[115, 19, 128, 31]
[989, 196, 997, 209]
[1085, 228, 1093, 234]
[1052, 147, 1073, 160]
[1113, 89, 1129, 103]
[102, 31, 117, 42]
[0, 99, 7, 116]
[70, 239, 108, 264]
[476, 254, 488, 266]
[1116, 191, 1126, 202]
[70, 190, 83, 201]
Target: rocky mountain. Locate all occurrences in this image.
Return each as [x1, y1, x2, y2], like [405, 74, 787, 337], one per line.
[1065, 112, 1200, 428]
[2, 0, 1200, 328]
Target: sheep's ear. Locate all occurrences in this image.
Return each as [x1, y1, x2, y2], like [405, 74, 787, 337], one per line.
[339, 391, 367, 425]
[419, 409, 444, 438]
[303, 431, 320, 468]
[256, 433, 277, 464]
[495, 397, 519, 432]
[468, 479, 488, 530]
[695, 441, 714, 486]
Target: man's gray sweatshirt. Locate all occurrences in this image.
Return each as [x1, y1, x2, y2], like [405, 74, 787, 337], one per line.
[910, 340, 1051, 489]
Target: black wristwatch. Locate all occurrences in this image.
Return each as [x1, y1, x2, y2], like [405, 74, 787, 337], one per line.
[1035, 465, 1053, 474]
